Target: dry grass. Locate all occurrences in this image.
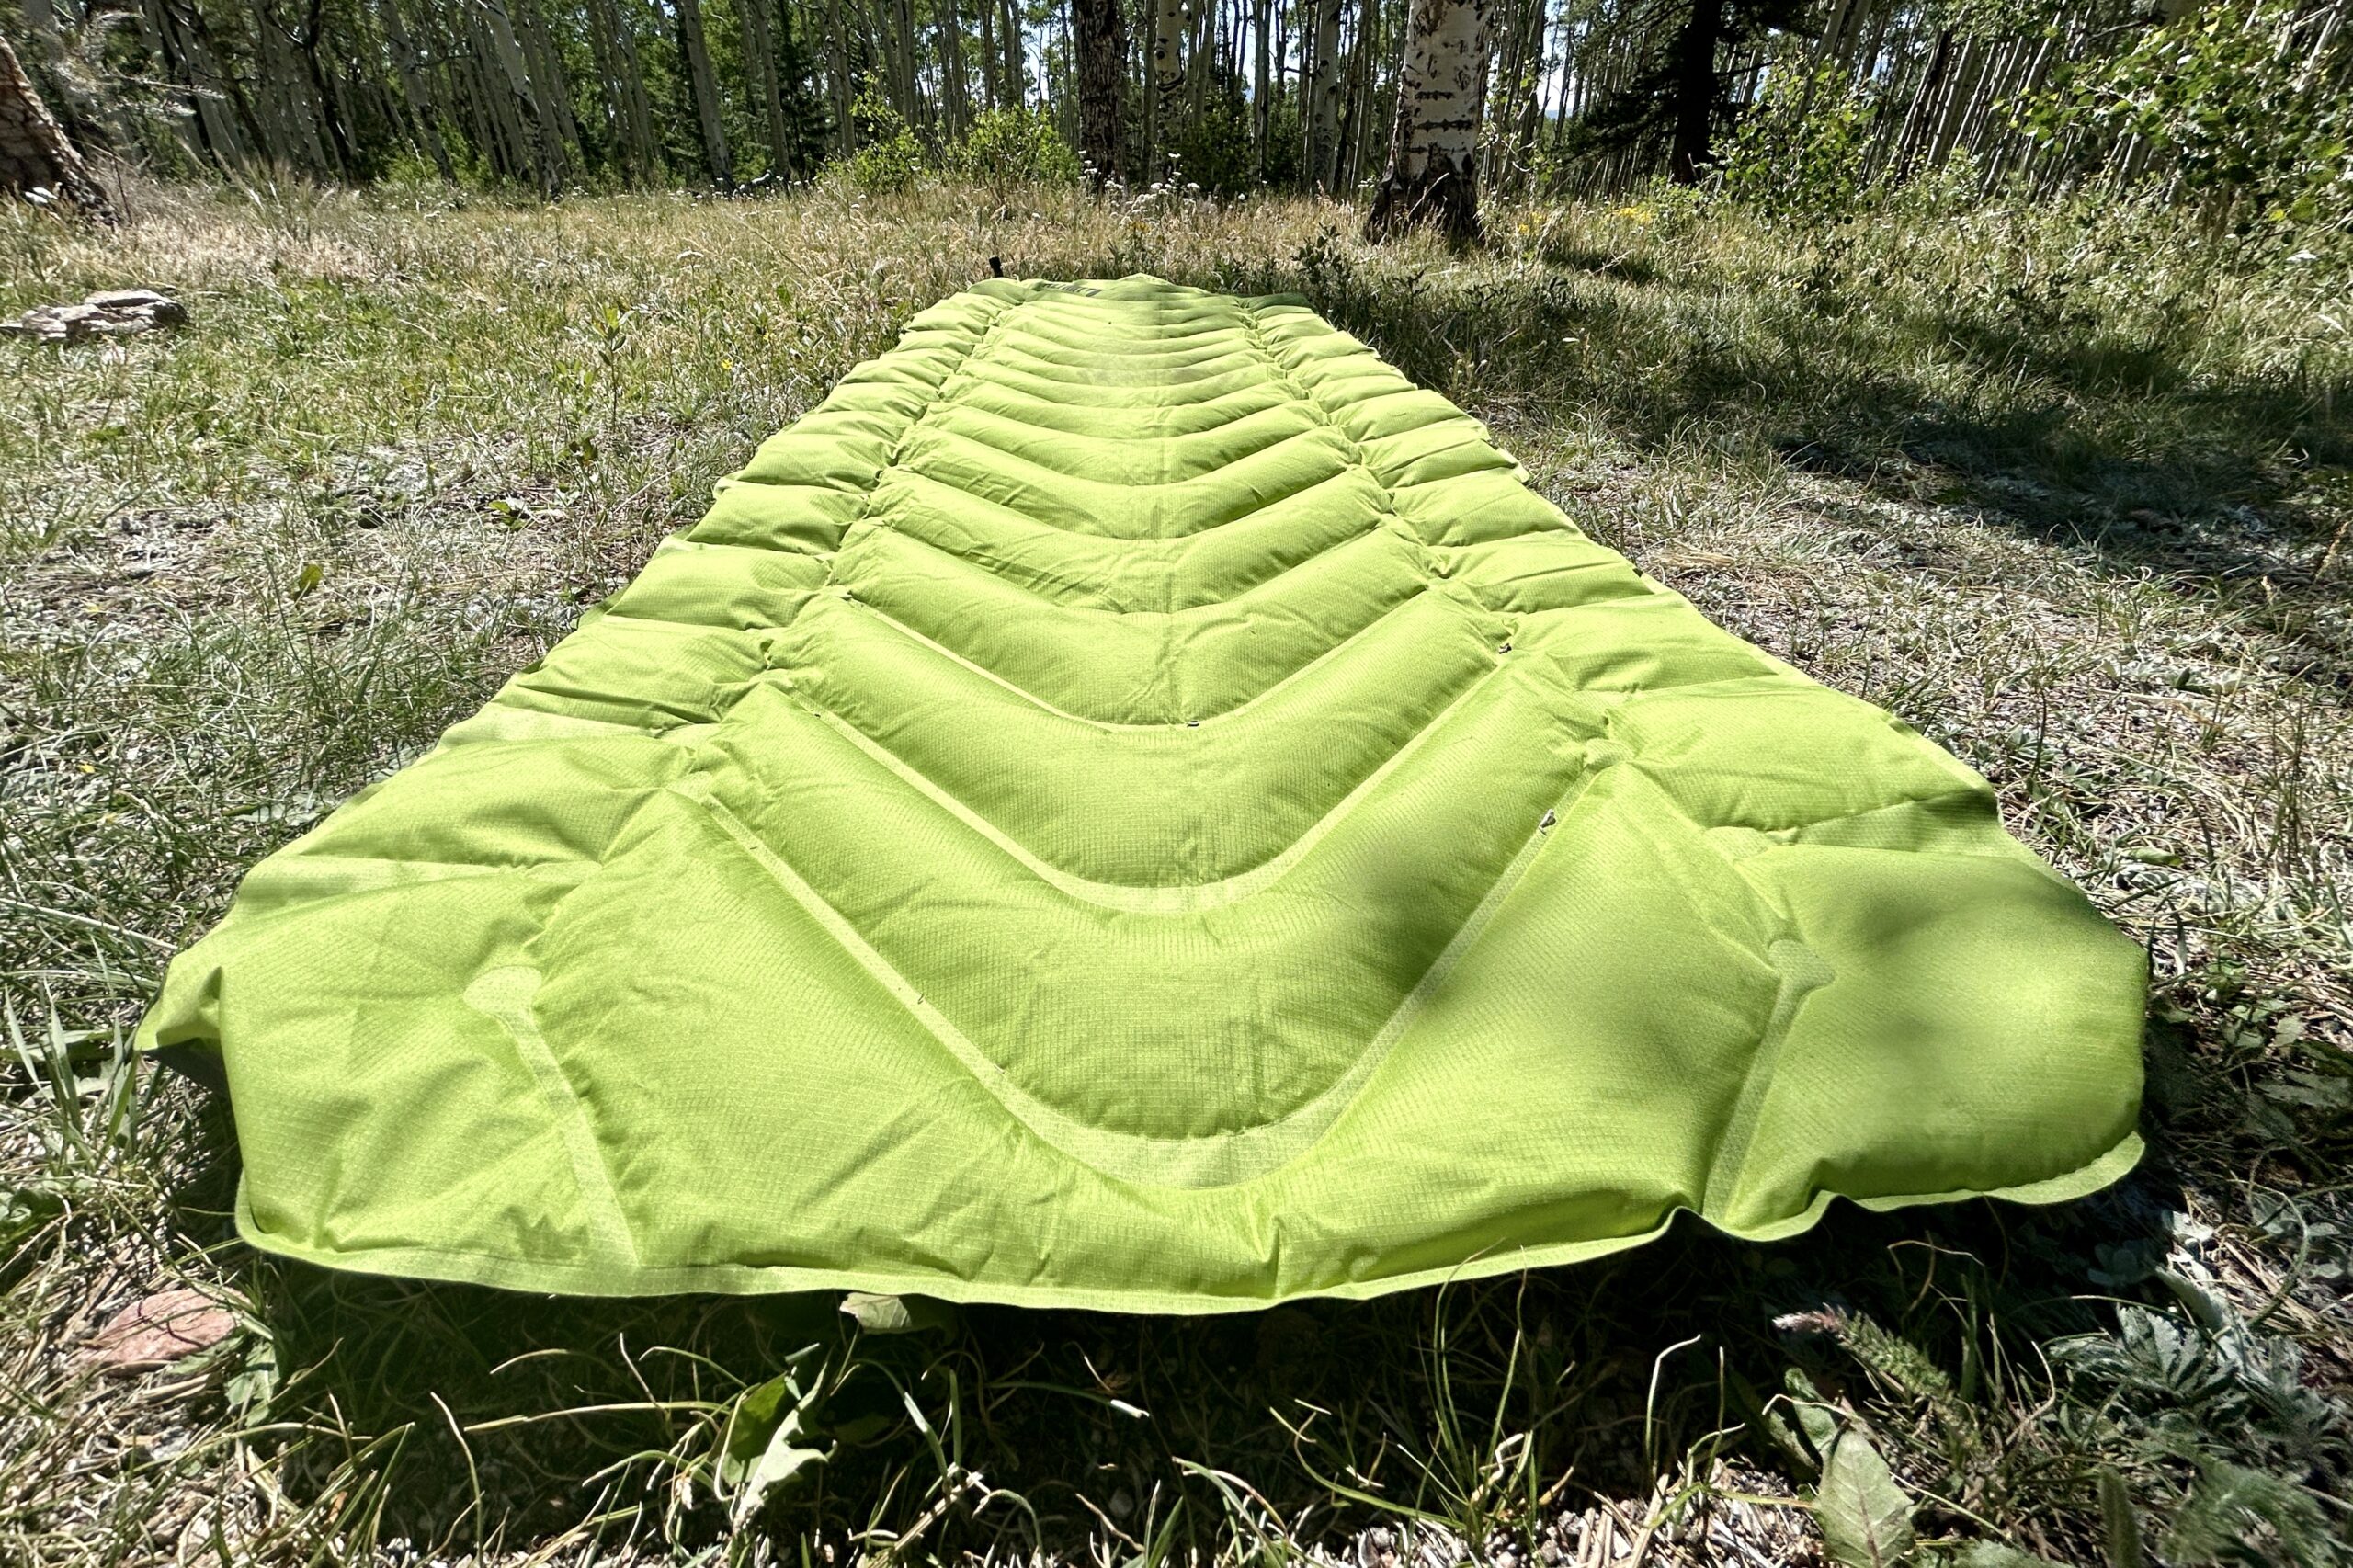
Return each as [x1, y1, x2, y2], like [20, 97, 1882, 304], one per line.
[0, 173, 2347, 1566]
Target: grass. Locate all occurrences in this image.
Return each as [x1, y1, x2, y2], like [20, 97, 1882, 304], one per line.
[0, 172, 2348, 1566]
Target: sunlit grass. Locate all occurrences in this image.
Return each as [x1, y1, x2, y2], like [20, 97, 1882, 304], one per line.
[0, 173, 2347, 1566]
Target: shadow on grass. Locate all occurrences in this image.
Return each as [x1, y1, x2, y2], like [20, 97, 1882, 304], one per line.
[1259, 251, 2352, 669]
[166, 1078, 2192, 1564]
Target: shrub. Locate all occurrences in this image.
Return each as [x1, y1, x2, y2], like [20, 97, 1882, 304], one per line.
[2020, 0, 2353, 233]
[839, 87, 926, 195]
[943, 107, 1082, 195]
[1721, 61, 1881, 221]
[1167, 97, 1260, 198]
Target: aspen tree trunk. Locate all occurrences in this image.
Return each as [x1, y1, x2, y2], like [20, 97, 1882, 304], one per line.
[1304, 0, 1341, 190]
[1512, 0, 1542, 189]
[1151, 0, 1185, 175]
[742, 0, 796, 176]
[675, 0, 733, 187]
[308, 0, 357, 172]
[478, 0, 563, 188]
[978, 0, 1001, 107]
[150, 0, 254, 167]
[468, 6, 534, 181]
[1252, 0, 1270, 176]
[517, 0, 582, 178]
[1490, 0, 1524, 176]
[1000, 0, 1023, 103]
[1365, 0, 1489, 240]
[1073, 0, 1126, 182]
[1340, 0, 1359, 187]
[1340, 0, 1374, 189]
[0, 32, 112, 217]
[582, 2, 634, 176]
[1187, 0, 1211, 118]
[937, 0, 970, 137]
[890, 0, 922, 127]
[614, 0, 664, 176]
[378, 0, 455, 176]
[1893, 26, 1953, 179]
[870, 0, 906, 122]
[1928, 34, 1987, 169]
[1982, 29, 2056, 193]
[825, 0, 854, 151]
[246, 0, 313, 166]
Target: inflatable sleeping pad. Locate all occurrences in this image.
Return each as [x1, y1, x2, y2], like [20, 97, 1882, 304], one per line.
[139, 276, 2145, 1308]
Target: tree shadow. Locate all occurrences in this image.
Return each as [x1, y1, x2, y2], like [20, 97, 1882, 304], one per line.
[1267, 253, 2352, 675]
[162, 1077, 2188, 1563]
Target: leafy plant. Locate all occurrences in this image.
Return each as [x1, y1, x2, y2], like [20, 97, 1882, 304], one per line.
[943, 107, 1083, 196]
[843, 88, 926, 196]
[1814, 1426, 1916, 1568]
[2019, 0, 2353, 232]
[1722, 62, 1883, 221]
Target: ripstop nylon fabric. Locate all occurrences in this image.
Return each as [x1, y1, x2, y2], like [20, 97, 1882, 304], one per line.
[138, 276, 2146, 1310]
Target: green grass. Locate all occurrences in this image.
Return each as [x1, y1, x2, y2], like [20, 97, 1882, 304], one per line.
[1, 174, 2347, 1566]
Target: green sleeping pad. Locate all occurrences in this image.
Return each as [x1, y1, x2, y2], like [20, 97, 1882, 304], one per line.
[139, 276, 2145, 1310]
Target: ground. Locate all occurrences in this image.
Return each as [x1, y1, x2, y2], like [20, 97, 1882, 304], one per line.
[0, 176, 2347, 1567]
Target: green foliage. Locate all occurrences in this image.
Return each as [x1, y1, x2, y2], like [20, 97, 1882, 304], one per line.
[1556, 0, 1810, 169]
[1168, 97, 1262, 198]
[2021, 0, 2353, 230]
[717, 1341, 837, 1523]
[942, 106, 1083, 194]
[2160, 1461, 2344, 1567]
[1813, 1428, 1916, 1568]
[1722, 62, 1883, 221]
[844, 89, 926, 195]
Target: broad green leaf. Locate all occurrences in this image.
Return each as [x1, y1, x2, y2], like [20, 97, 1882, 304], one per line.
[1814, 1428, 1915, 1568]
[733, 1406, 827, 1524]
[1949, 1545, 2061, 1568]
[720, 1363, 832, 1523]
[720, 1372, 798, 1486]
[1785, 1367, 1843, 1461]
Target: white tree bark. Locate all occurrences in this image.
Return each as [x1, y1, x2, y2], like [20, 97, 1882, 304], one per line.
[1151, 0, 1187, 176]
[1366, 0, 1491, 240]
[1304, 0, 1342, 191]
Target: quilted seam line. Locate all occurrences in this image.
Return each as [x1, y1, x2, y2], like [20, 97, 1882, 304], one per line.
[1236, 301, 1455, 593]
[461, 964, 642, 1269]
[1695, 937, 1839, 1222]
[685, 294, 1013, 744]
[667, 760, 1596, 1191]
[896, 419, 1354, 494]
[874, 454, 1394, 546]
[863, 495, 1392, 615]
[420, 318, 1051, 1257]
[841, 518, 1417, 621]
[785, 646, 1514, 910]
[833, 584, 1463, 731]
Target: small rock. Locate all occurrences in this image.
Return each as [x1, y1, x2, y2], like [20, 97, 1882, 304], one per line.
[4, 289, 188, 344]
[83, 288, 185, 323]
[77, 1287, 236, 1375]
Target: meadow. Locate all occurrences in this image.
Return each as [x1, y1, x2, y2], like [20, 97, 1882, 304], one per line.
[1, 175, 2347, 1565]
